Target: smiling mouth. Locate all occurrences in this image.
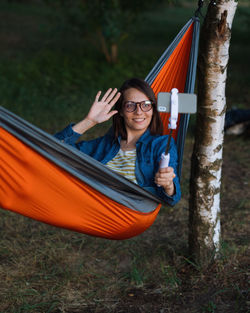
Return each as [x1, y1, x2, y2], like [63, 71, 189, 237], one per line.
[133, 118, 145, 122]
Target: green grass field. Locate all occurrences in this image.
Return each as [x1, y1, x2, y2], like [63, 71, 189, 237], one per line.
[0, 1, 249, 312]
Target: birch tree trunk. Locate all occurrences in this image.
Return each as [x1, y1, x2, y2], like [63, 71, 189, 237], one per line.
[189, 0, 238, 265]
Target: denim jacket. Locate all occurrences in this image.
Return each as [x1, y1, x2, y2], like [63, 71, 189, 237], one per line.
[54, 125, 181, 206]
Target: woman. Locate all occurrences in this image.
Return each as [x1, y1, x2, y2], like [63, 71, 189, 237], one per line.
[55, 78, 181, 206]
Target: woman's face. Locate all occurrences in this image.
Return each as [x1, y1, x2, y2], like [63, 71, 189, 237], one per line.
[121, 88, 153, 136]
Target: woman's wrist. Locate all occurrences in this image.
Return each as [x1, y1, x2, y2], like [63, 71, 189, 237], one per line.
[72, 118, 97, 134]
[163, 183, 175, 196]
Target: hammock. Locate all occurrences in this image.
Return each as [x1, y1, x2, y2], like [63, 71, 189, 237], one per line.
[0, 16, 200, 240]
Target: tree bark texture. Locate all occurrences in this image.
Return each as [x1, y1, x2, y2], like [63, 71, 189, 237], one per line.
[189, 0, 238, 265]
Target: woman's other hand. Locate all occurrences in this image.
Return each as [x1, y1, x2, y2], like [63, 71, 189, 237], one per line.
[87, 88, 120, 124]
[155, 167, 176, 196]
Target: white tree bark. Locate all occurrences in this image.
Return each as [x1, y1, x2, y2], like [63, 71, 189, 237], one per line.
[189, 0, 238, 265]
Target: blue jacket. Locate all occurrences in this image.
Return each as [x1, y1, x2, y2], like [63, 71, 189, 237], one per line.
[54, 125, 181, 206]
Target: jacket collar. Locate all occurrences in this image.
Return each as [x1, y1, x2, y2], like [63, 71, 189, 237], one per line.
[108, 127, 152, 145]
[118, 129, 151, 145]
[137, 129, 151, 143]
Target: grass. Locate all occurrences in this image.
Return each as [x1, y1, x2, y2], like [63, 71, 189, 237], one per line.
[0, 1, 249, 312]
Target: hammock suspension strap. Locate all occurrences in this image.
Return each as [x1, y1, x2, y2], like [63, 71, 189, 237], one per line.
[195, 0, 205, 17]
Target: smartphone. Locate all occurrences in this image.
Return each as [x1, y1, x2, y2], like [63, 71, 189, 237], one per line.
[157, 92, 197, 114]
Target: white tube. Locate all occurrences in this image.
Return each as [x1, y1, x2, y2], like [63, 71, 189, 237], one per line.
[159, 153, 170, 169]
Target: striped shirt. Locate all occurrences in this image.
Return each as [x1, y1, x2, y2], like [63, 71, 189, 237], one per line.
[106, 149, 137, 184]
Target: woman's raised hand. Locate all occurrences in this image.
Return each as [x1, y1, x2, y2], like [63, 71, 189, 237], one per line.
[86, 88, 120, 124]
[72, 88, 120, 135]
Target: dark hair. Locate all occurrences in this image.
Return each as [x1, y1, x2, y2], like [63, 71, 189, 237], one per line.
[113, 78, 163, 139]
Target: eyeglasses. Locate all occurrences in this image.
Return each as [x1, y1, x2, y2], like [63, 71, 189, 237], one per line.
[123, 100, 153, 113]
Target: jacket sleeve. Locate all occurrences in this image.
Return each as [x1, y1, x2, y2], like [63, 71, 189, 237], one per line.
[155, 137, 181, 206]
[54, 124, 103, 156]
[54, 124, 81, 146]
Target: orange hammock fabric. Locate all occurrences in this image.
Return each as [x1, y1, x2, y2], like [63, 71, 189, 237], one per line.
[152, 21, 193, 139]
[0, 128, 161, 239]
[0, 18, 199, 239]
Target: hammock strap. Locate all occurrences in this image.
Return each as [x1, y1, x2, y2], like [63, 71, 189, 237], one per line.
[195, 0, 204, 18]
